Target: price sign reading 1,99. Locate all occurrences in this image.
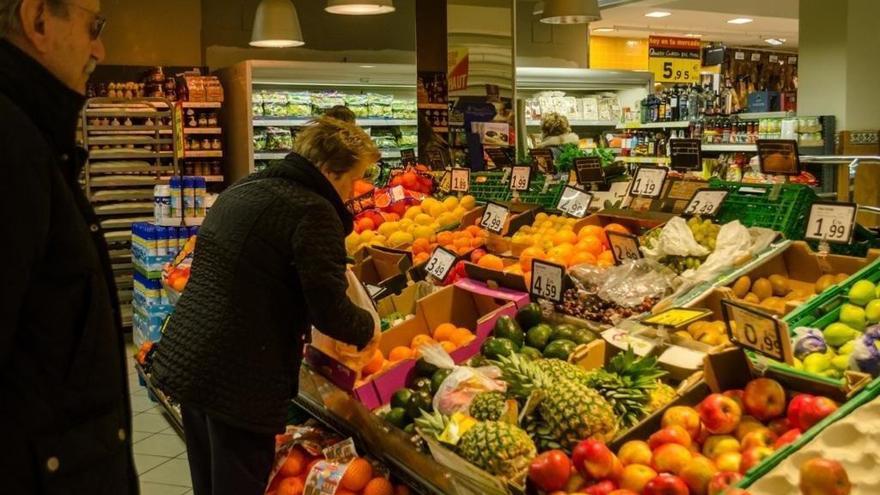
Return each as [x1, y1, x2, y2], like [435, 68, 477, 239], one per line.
[510, 165, 531, 191]
[451, 168, 471, 193]
[805, 202, 858, 245]
[530, 259, 565, 303]
[480, 201, 510, 235]
[721, 299, 793, 364]
[629, 166, 668, 198]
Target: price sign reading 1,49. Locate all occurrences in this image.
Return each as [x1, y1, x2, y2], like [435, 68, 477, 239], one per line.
[629, 166, 668, 198]
[683, 189, 729, 218]
[556, 186, 593, 218]
[424, 247, 458, 282]
[480, 201, 510, 234]
[451, 168, 470, 193]
[721, 299, 793, 364]
[510, 165, 531, 191]
[805, 202, 858, 245]
[530, 259, 565, 303]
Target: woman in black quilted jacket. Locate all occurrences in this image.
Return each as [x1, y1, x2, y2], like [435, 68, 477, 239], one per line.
[152, 117, 378, 495]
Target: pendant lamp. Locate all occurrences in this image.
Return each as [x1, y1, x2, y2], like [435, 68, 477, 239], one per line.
[250, 0, 305, 48]
[325, 0, 395, 15]
[540, 0, 601, 24]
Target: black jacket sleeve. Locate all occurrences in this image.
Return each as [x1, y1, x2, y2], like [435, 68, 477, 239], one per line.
[290, 201, 374, 350]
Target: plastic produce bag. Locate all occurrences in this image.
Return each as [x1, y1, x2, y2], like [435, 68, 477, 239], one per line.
[641, 217, 710, 259]
[569, 258, 676, 308]
[792, 327, 827, 360]
[420, 345, 506, 416]
[310, 269, 381, 374]
[679, 221, 776, 283]
[851, 326, 880, 376]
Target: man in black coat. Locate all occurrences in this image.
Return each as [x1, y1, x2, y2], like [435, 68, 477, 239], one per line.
[0, 1, 138, 494]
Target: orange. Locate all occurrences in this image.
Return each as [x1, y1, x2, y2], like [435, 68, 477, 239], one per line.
[524, 271, 532, 290]
[432, 322, 457, 342]
[340, 458, 373, 492]
[469, 237, 485, 248]
[604, 223, 631, 235]
[363, 477, 395, 495]
[382, 212, 400, 222]
[355, 217, 375, 233]
[388, 346, 413, 362]
[503, 264, 523, 275]
[278, 477, 305, 495]
[552, 229, 578, 246]
[449, 328, 475, 347]
[577, 235, 604, 257]
[436, 231, 454, 246]
[578, 224, 606, 242]
[569, 251, 597, 267]
[335, 490, 357, 495]
[465, 225, 484, 237]
[280, 447, 306, 477]
[394, 484, 412, 495]
[597, 250, 615, 268]
[413, 252, 430, 265]
[361, 350, 384, 376]
[548, 244, 575, 264]
[411, 238, 431, 255]
[411, 334, 436, 349]
[453, 237, 471, 250]
[440, 341, 457, 353]
[455, 246, 471, 256]
[477, 254, 505, 271]
[519, 246, 546, 272]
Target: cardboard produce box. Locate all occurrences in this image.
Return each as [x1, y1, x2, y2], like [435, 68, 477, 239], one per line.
[351, 246, 413, 297]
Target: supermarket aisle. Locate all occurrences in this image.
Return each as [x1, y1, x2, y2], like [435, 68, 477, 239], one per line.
[127, 352, 194, 495]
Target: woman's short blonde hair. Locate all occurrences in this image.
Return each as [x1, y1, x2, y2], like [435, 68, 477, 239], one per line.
[541, 112, 571, 138]
[293, 117, 380, 176]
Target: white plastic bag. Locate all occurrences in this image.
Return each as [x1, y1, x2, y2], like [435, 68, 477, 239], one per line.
[310, 269, 382, 374]
[642, 217, 710, 259]
[420, 345, 506, 416]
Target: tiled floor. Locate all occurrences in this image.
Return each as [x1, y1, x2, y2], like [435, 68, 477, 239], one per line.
[127, 352, 193, 495]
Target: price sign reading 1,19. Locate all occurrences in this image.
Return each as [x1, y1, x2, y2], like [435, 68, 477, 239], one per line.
[510, 165, 531, 191]
[424, 247, 458, 282]
[721, 299, 793, 364]
[629, 166, 668, 198]
[683, 189, 729, 218]
[805, 202, 858, 244]
[530, 259, 565, 303]
[451, 168, 470, 193]
[480, 202, 510, 234]
[556, 186, 592, 218]
[606, 231, 643, 265]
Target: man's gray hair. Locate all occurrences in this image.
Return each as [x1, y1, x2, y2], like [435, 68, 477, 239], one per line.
[0, 0, 68, 37]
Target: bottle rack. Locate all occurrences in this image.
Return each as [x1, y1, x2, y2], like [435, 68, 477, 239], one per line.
[81, 97, 180, 328]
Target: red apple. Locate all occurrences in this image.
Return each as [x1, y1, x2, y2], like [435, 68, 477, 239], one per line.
[652, 444, 692, 475]
[740, 428, 778, 450]
[573, 439, 617, 479]
[620, 464, 657, 493]
[740, 446, 773, 474]
[722, 389, 745, 409]
[707, 471, 743, 495]
[799, 457, 852, 495]
[787, 394, 815, 427]
[767, 417, 792, 437]
[742, 378, 786, 421]
[698, 394, 743, 434]
[797, 396, 838, 431]
[618, 440, 652, 466]
[528, 450, 572, 492]
[642, 473, 689, 495]
[679, 455, 718, 495]
[648, 425, 693, 450]
[773, 428, 802, 449]
[661, 406, 702, 439]
[582, 479, 618, 495]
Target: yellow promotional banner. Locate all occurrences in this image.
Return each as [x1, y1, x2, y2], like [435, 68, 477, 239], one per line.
[648, 36, 702, 84]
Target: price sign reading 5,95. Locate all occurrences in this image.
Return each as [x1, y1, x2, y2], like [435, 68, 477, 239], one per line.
[451, 168, 470, 193]
[606, 231, 643, 265]
[629, 166, 668, 198]
[683, 189, 729, 218]
[721, 299, 793, 364]
[424, 247, 458, 282]
[480, 202, 510, 234]
[805, 202, 858, 245]
[530, 259, 565, 303]
[510, 166, 531, 191]
[556, 186, 592, 218]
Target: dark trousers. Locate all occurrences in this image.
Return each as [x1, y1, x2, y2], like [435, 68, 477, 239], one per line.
[181, 404, 276, 495]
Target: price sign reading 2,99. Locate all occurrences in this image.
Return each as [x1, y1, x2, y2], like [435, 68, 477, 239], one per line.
[721, 299, 793, 364]
[606, 231, 643, 265]
[480, 201, 510, 235]
[530, 259, 565, 303]
[629, 166, 668, 198]
[805, 202, 858, 245]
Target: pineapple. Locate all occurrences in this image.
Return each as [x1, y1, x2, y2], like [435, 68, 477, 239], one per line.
[648, 381, 678, 413]
[583, 348, 667, 429]
[534, 358, 591, 385]
[469, 391, 507, 421]
[497, 354, 617, 450]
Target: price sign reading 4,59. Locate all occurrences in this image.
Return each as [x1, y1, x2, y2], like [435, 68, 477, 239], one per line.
[451, 168, 470, 193]
[556, 186, 592, 218]
[424, 247, 458, 282]
[805, 202, 858, 245]
[606, 231, 643, 265]
[629, 166, 668, 198]
[510, 165, 531, 191]
[721, 299, 793, 364]
[480, 201, 510, 234]
[683, 189, 729, 218]
[530, 259, 565, 303]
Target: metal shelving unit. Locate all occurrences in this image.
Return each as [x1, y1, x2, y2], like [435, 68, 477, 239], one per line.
[615, 120, 692, 129]
[82, 97, 180, 328]
[253, 118, 416, 127]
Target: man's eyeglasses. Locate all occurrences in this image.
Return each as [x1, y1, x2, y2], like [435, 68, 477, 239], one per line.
[62, 2, 107, 40]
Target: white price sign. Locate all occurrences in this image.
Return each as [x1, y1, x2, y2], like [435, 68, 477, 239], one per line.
[721, 299, 793, 364]
[510, 166, 531, 191]
[424, 247, 458, 281]
[556, 186, 592, 218]
[683, 189, 729, 218]
[629, 166, 667, 198]
[530, 259, 565, 303]
[389, 185, 406, 202]
[805, 202, 857, 244]
[480, 202, 510, 234]
[607, 231, 643, 265]
[451, 168, 470, 192]
[364, 283, 386, 300]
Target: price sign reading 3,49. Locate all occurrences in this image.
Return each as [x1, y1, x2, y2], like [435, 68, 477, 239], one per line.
[480, 202, 510, 234]
[683, 189, 729, 218]
[424, 247, 458, 282]
[530, 259, 565, 303]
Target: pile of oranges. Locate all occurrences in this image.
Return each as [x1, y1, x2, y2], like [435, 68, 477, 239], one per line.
[270, 452, 408, 495]
[360, 324, 476, 378]
[511, 213, 632, 270]
[411, 225, 489, 265]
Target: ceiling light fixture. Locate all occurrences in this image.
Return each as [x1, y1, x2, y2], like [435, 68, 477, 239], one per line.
[592, 27, 616, 33]
[250, 0, 305, 48]
[540, 0, 601, 24]
[764, 38, 784, 45]
[360, 65, 375, 68]
[685, 33, 702, 37]
[644, 11, 671, 18]
[727, 17, 753, 24]
[325, 0, 395, 15]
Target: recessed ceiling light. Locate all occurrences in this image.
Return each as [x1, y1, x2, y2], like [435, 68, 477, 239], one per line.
[727, 17, 753, 24]
[592, 27, 616, 33]
[764, 38, 784, 45]
[645, 11, 671, 18]
[360, 65, 375, 68]
[325, 0, 395, 15]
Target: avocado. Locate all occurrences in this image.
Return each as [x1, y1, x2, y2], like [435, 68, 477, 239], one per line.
[411, 377, 433, 394]
[515, 303, 544, 330]
[406, 390, 434, 419]
[391, 388, 414, 409]
[430, 368, 453, 394]
[526, 323, 554, 350]
[543, 339, 577, 360]
[572, 327, 599, 345]
[493, 315, 525, 349]
[519, 346, 544, 361]
[384, 407, 410, 428]
[481, 337, 517, 360]
[551, 324, 579, 343]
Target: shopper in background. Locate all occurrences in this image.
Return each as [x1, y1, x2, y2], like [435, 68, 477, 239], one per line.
[324, 104, 356, 123]
[0, 1, 138, 494]
[538, 112, 580, 159]
[152, 117, 378, 495]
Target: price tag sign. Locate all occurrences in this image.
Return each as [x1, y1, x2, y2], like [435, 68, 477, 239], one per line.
[438, 171, 452, 194]
[642, 308, 713, 329]
[607, 231, 643, 265]
[805, 202, 858, 244]
[364, 283, 387, 300]
[451, 168, 470, 192]
[485, 147, 512, 167]
[648, 36, 702, 83]
[629, 166, 668, 198]
[424, 246, 458, 281]
[530, 259, 564, 303]
[683, 189, 729, 218]
[575, 157, 604, 184]
[480, 201, 509, 234]
[756, 139, 800, 175]
[509, 165, 531, 191]
[721, 299, 793, 363]
[529, 148, 556, 174]
[389, 185, 406, 203]
[556, 186, 592, 218]
[669, 138, 702, 171]
[400, 148, 417, 166]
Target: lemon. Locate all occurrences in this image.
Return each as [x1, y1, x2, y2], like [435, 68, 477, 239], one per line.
[415, 213, 434, 226]
[421, 198, 441, 212]
[460, 195, 476, 210]
[345, 233, 360, 253]
[360, 230, 375, 242]
[404, 207, 423, 220]
[534, 212, 549, 224]
[443, 196, 459, 211]
[412, 225, 435, 240]
[437, 212, 457, 228]
[378, 221, 399, 237]
[388, 231, 414, 247]
[428, 203, 447, 218]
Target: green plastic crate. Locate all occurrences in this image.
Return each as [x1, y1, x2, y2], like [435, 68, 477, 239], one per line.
[709, 179, 817, 240]
[807, 223, 879, 258]
[515, 174, 567, 209]
[469, 171, 511, 204]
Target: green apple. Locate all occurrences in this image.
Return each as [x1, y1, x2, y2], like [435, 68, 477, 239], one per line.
[823, 322, 858, 347]
[831, 354, 851, 371]
[866, 299, 880, 323]
[839, 303, 867, 331]
[803, 352, 833, 374]
[848, 280, 876, 306]
[839, 340, 856, 355]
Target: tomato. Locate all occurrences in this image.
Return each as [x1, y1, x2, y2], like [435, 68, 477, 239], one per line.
[528, 450, 571, 492]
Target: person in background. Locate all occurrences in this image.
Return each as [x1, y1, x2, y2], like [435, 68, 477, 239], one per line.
[152, 117, 378, 495]
[324, 104, 356, 123]
[0, 0, 138, 494]
[538, 112, 580, 160]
